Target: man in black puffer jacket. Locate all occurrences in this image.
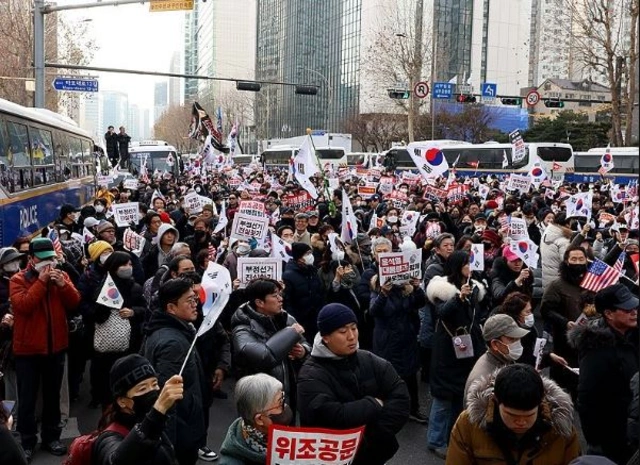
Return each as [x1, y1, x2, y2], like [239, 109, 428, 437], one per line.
[298, 304, 410, 465]
[141, 278, 208, 465]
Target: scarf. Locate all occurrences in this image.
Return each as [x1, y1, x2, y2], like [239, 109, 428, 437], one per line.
[241, 420, 267, 454]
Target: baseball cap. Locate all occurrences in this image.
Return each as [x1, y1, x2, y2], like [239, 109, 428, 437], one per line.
[60, 204, 79, 218]
[29, 237, 57, 260]
[295, 212, 309, 220]
[368, 194, 381, 202]
[308, 210, 319, 218]
[0, 247, 24, 266]
[84, 217, 100, 228]
[595, 284, 639, 313]
[482, 314, 529, 342]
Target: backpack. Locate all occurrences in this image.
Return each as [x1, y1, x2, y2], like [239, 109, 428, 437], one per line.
[63, 422, 130, 465]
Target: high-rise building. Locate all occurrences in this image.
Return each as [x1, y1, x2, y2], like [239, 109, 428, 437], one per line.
[184, 10, 199, 103]
[169, 51, 182, 106]
[78, 93, 102, 141]
[434, 0, 474, 84]
[128, 104, 142, 140]
[102, 90, 129, 131]
[255, 0, 362, 139]
[154, 81, 168, 123]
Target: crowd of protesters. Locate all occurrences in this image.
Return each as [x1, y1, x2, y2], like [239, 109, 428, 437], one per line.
[0, 156, 638, 465]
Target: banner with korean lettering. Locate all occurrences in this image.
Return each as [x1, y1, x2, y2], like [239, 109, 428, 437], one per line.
[379, 176, 395, 195]
[112, 202, 140, 227]
[357, 183, 377, 199]
[447, 184, 469, 203]
[123, 229, 146, 257]
[237, 257, 282, 288]
[282, 191, 315, 212]
[267, 425, 365, 465]
[506, 174, 532, 194]
[509, 129, 526, 164]
[230, 213, 269, 241]
[184, 192, 203, 214]
[385, 191, 409, 210]
[239, 200, 266, 217]
[378, 249, 422, 285]
[123, 178, 139, 190]
[508, 217, 529, 241]
[423, 185, 448, 202]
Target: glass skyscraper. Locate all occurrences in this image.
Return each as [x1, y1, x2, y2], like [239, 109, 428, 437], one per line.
[434, 0, 473, 83]
[256, 0, 362, 139]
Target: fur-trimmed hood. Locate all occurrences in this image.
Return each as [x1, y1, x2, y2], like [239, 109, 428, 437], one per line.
[426, 275, 486, 304]
[466, 369, 574, 438]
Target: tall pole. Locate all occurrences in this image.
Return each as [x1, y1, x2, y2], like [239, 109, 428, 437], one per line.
[430, 0, 437, 140]
[34, 0, 46, 108]
[408, 0, 424, 143]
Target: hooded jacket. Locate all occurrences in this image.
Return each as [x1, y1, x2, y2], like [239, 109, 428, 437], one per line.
[446, 370, 580, 465]
[540, 223, 571, 288]
[297, 334, 410, 465]
[426, 275, 487, 400]
[568, 317, 639, 464]
[142, 224, 180, 279]
[282, 260, 325, 337]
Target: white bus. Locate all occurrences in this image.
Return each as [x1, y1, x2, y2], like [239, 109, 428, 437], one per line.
[571, 147, 639, 184]
[129, 140, 180, 176]
[260, 145, 348, 171]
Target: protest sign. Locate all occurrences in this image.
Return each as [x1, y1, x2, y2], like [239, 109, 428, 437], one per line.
[423, 185, 448, 202]
[230, 213, 269, 241]
[228, 177, 242, 189]
[282, 191, 315, 212]
[123, 229, 146, 257]
[357, 183, 377, 199]
[367, 168, 382, 181]
[97, 175, 113, 186]
[267, 425, 365, 465]
[378, 249, 422, 285]
[401, 171, 421, 186]
[184, 192, 203, 214]
[508, 217, 529, 241]
[112, 202, 139, 227]
[328, 178, 340, 190]
[237, 257, 282, 288]
[447, 184, 469, 203]
[506, 174, 532, 194]
[509, 129, 526, 164]
[239, 200, 266, 217]
[379, 176, 395, 195]
[123, 178, 138, 190]
[385, 190, 409, 210]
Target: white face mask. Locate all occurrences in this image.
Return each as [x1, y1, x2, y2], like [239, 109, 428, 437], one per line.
[387, 216, 398, 224]
[303, 254, 315, 266]
[3, 262, 20, 274]
[99, 253, 112, 264]
[95, 205, 105, 213]
[523, 314, 535, 328]
[500, 340, 524, 361]
[33, 259, 55, 272]
[236, 244, 251, 256]
[332, 250, 345, 262]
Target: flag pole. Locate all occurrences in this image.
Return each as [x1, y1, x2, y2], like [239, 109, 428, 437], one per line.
[179, 335, 199, 377]
[305, 128, 335, 216]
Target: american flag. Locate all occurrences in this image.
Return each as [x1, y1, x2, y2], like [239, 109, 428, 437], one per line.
[580, 252, 626, 292]
[47, 229, 63, 258]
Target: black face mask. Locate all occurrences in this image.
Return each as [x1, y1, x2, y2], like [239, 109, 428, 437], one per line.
[194, 230, 207, 241]
[567, 263, 588, 281]
[130, 389, 159, 421]
[268, 404, 294, 426]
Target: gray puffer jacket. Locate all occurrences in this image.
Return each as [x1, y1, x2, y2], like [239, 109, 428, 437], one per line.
[540, 223, 571, 289]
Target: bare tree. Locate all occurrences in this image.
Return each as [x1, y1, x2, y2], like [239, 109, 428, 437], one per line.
[0, 0, 95, 110]
[361, 0, 433, 142]
[436, 105, 498, 143]
[344, 113, 407, 152]
[569, 0, 639, 146]
[153, 104, 197, 153]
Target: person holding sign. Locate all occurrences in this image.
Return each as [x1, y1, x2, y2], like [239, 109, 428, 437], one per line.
[425, 251, 487, 459]
[297, 303, 410, 465]
[231, 279, 310, 417]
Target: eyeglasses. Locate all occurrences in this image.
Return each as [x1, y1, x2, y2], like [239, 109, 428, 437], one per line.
[258, 391, 285, 415]
[173, 295, 198, 305]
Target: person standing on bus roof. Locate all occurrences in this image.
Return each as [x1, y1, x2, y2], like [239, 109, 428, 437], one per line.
[117, 127, 131, 171]
[105, 126, 119, 168]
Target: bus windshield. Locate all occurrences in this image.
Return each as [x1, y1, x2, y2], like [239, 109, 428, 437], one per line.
[536, 146, 572, 162]
[130, 150, 178, 174]
[261, 149, 296, 164]
[315, 148, 346, 159]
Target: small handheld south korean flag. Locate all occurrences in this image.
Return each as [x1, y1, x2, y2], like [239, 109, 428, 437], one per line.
[469, 244, 484, 271]
[96, 273, 124, 309]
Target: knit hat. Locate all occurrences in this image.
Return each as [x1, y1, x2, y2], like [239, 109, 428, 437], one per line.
[96, 220, 116, 234]
[110, 354, 157, 397]
[317, 303, 358, 336]
[88, 241, 114, 262]
[159, 211, 172, 223]
[291, 242, 312, 261]
[481, 229, 502, 246]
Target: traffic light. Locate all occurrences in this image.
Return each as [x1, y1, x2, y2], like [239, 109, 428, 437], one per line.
[456, 94, 476, 103]
[544, 99, 565, 108]
[236, 81, 261, 92]
[295, 85, 318, 95]
[387, 89, 410, 99]
[501, 98, 522, 106]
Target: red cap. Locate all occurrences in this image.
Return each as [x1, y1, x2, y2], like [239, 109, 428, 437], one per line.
[159, 212, 171, 223]
[485, 200, 499, 209]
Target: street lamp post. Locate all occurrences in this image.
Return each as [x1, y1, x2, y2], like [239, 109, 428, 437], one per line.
[297, 67, 332, 132]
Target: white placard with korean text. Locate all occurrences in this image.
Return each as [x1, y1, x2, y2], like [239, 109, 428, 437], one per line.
[230, 213, 270, 241]
[237, 257, 282, 288]
[112, 202, 139, 227]
[378, 250, 422, 286]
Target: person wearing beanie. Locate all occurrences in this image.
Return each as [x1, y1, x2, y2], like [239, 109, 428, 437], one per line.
[297, 303, 410, 465]
[230, 279, 310, 416]
[88, 241, 114, 264]
[9, 237, 81, 460]
[282, 242, 325, 340]
[568, 283, 639, 464]
[92, 354, 184, 465]
[447, 364, 579, 465]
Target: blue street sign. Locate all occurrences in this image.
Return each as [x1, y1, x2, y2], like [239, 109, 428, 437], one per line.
[52, 77, 99, 92]
[432, 82, 454, 99]
[481, 82, 497, 98]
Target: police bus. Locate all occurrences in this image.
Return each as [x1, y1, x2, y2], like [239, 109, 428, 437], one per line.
[570, 147, 639, 184]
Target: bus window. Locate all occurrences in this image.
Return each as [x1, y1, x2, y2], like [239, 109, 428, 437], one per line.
[262, 149, 296, 165]
[54, 132, 72, 181]
[0, 118, 12, 192]
[615, 155, 639, 174]
[29, 127, 55, 186]
[346, 154, 367, 166]
[82, 139, 95, 176]
[537, 146, 572, 162]
[6, 121, 31, 190]
[68, 136, 84, 178]
[315, 148, 345, 159]
[574, 155, 600, 173]
[389, 149, 413, 168]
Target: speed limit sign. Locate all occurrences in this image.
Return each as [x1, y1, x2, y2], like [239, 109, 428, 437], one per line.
[414, 81, 430, 99]
[526, 90, 541, 106]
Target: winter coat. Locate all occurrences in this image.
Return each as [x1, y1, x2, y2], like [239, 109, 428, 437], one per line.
[9, 267, 80, 356]
[540, 223, 571, 289]
[141, 311, 208, 456]
[222, 252, 241, 282]
[447, 369, 580, 465]
[0, 425, 27, 465]
[426, 276, 487, 400]
[230, 302, 310, 411]
[282, 260, 325, 338]
[418, 252, 448, 349]
[218, 418, 265, 465]
[93, 409, 177, 465]
[629, 372, 639, 451]
[356, 264, 378, 312]
[369, 283, 426, 377]
[297, 334, 410, 465]
[489, 257, 533, 306]
[0, 275, 14, 371]
[568, 318, 639, 464]
[463, 351, 512, 406]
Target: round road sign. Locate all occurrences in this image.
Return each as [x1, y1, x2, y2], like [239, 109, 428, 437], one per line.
[526, 90, 541, 106]
[414, 81, 430, 99]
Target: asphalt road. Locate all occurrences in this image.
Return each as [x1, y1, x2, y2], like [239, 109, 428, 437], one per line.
[30, 373, 443, 465]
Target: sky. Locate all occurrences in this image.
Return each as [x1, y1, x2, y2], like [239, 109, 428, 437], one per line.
[64, 1, 185, 108]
